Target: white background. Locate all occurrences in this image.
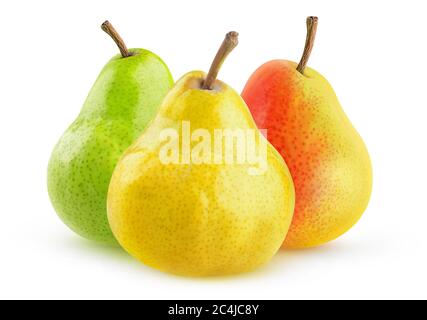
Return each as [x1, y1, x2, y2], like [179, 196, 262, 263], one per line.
[0, 0, 426, 300]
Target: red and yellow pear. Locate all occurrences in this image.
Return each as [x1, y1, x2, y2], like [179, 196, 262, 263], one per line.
[242, 17, 372, 248]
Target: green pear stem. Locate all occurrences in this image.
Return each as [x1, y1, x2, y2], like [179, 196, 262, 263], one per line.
[297, 16, 319, 75]
[202, 31, 239, 90]
[101, 21, 132, 58]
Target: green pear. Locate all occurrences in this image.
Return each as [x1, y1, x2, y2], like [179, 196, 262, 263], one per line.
[48, 21, 173, 244]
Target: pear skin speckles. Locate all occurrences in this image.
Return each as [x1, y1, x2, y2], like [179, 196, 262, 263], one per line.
[242, 60, 372, 249]
[107, 72, 295, 276]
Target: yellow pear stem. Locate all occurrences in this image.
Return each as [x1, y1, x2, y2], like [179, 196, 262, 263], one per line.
[202, 31, 239, 90]
[297, 16, 319, 75]
[101, 20, 132, 58]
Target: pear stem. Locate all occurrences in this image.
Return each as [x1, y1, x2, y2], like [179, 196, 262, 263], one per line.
[101, 21, 132, 58]
[202, 32, 239, 90]
[297, 16, 319, 75]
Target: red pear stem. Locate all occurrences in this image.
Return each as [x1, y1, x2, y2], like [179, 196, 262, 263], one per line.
[297, 16, 319, 75]
[101, 20, 132, 58]
[202, 31, 239, 90]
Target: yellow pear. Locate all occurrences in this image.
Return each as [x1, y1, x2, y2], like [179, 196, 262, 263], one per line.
[107, 32, 295, 276]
